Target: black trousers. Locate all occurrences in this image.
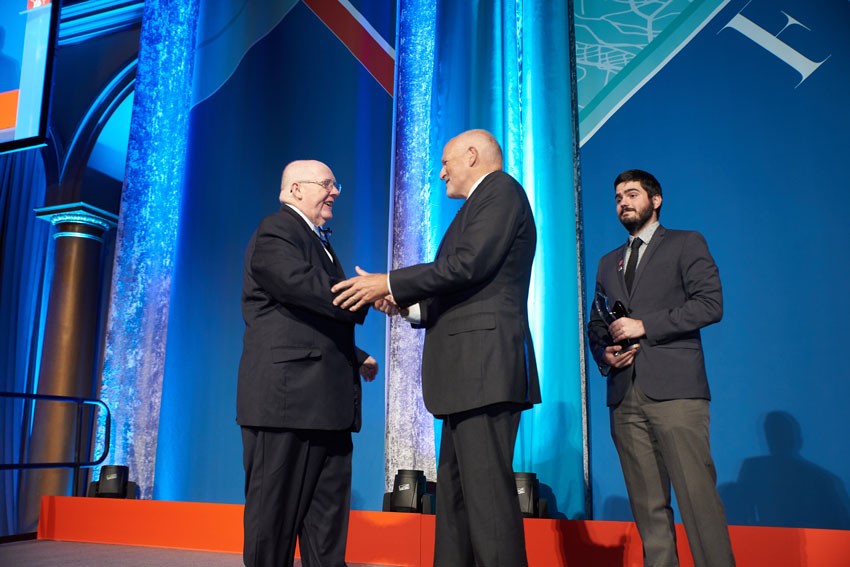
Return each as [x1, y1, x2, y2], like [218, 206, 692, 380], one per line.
[434, 402, 527, 567]
[241, 426, 352, 567]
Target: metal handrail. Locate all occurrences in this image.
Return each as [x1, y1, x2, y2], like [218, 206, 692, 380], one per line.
[0, 392, 111, 494]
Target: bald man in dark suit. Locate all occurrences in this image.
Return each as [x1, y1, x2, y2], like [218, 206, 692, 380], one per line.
[587, 169, 735, 567]
[238, 159, 377, 567]
[332, 129, 540, 567]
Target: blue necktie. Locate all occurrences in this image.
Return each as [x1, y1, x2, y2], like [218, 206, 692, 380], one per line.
[317, 226, 332, 247]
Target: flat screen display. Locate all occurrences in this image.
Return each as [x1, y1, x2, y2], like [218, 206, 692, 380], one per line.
[0, 0, 59, 154]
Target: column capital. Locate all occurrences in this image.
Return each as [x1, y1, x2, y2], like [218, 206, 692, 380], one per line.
[35, 202, 119, 242]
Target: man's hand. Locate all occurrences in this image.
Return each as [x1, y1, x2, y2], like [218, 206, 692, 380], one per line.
[603, 345, 639, 368]
[373, 295, 408, 317]
[608, 317, 645, 343]
[359, 356, 378, 382]
[332, 266, 390, 311]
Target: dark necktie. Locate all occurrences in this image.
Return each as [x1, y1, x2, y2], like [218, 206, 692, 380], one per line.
[624, 237, 642, 293]
[316, 226, 336, 265]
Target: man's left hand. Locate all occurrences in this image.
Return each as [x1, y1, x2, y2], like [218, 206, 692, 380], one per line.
[332, 266, 390, 311]
[608, 317, 645, 343]
[359, 356, 379, 381]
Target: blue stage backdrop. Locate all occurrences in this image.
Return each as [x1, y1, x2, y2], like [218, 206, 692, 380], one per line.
[152, 0, 591, 519]
[153, 1, 396, 508]
[579, 0, 850, 529]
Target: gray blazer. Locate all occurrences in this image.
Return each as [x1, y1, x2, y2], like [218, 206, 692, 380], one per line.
[390, 170, 540, 417]
[588, 226, 723, 406]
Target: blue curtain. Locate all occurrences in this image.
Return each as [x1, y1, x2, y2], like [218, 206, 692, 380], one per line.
[0, 150, 52, 536]
[393, 0, 585, 518]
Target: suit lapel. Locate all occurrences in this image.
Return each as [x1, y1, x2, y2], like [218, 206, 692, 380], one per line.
[280, 206, 339, 274]
[435, 200, 468, 259]
[325, 240, 346, 278]
[615, 242, 630, 298]
[435, 177, 487, 259]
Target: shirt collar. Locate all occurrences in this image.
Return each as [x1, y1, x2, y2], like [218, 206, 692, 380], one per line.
[631, 221, 660, 246]
[285, 203, 322, 234]
[466, 171, 494, 200]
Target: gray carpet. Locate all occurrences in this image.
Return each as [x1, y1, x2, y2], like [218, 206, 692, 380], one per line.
[0, 540, 387, 566]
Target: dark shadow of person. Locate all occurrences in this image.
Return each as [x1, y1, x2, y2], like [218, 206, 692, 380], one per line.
[721, 410, 850, 530]
[541, 482, 628, 566]
[601, 495, 632, 521]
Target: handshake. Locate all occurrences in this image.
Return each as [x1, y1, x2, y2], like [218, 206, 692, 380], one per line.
[331, 266, 406, 316]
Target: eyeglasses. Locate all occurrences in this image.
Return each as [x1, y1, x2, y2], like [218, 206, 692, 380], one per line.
[297, 179, 342, 193]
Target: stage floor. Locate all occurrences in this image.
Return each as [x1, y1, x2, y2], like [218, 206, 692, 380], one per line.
[0, 539, 386, 567]
[0, 539, 242, 567]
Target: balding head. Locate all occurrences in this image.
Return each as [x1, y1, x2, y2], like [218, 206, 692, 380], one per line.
[439, 129, 503, 199]
[279, 160, 340, 226]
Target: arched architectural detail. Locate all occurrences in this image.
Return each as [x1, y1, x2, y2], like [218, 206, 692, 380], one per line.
[59, 61, 137, 191]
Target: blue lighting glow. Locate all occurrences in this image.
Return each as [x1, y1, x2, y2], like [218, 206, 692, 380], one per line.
[507, 0, 587, 520]
[36, 208, 116, 231]
[98, 0, 199, 499]
[59, 0, 145, 46]
[385, 0, 440, 489]
[52, 232, 103, 242]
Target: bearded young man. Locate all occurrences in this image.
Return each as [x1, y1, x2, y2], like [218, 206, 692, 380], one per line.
[587, 169, 735, 567]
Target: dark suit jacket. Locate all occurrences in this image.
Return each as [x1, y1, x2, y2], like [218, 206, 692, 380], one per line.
[588, 226, 723, 406]
[389, 171, 540, 417]
[237, 206, 368, 431]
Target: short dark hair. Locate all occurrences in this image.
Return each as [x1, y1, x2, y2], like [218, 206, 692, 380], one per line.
[614, 169, 662, 217]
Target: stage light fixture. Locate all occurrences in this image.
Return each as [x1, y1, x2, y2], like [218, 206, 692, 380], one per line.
[515, 471, 540, 518]
[87, 465, 139, 498]
[388, 469, 427, 513]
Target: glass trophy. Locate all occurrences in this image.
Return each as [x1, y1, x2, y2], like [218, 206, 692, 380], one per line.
[594, 290, 639, 352]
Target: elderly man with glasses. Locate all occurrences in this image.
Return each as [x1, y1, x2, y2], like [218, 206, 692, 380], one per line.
[237, 159, 377, 567]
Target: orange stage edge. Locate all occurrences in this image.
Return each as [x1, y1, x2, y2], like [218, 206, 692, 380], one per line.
[38, 496, 850, 566]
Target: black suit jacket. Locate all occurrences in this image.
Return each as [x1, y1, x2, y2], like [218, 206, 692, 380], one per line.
[390, 171, 540, 417]
[237, 206, 368, 431]
[588, 226, 723, 406]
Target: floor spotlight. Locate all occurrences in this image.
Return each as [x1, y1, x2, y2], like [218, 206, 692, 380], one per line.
[514, 471, 539, 518]
[87, 465, 139, 498]
[388, 469, 427, 513]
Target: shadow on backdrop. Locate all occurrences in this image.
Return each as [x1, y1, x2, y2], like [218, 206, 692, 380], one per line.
[719, 410, 850, 530]
[602, 494, 633, 522]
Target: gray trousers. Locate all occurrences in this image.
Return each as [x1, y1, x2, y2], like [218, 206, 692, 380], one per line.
[611, 382, 735, 567]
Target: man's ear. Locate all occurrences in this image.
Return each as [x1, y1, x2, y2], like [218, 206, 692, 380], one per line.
[652, 194, 662, 211]
[467, 146, 478, 167]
